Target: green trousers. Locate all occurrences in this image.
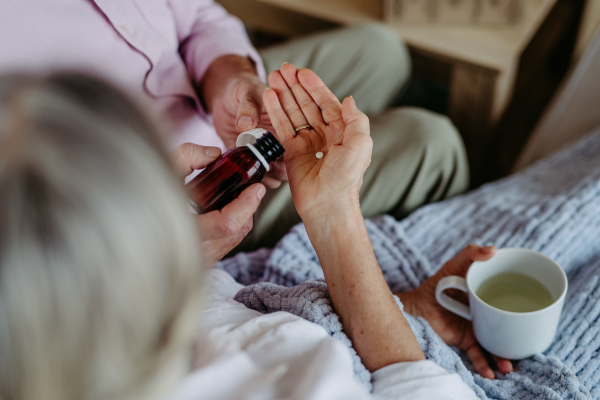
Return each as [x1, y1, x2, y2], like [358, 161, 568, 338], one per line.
[237, 24, 469, 252]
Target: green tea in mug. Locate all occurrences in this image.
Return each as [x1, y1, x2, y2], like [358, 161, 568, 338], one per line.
[476, 272, 554, 312]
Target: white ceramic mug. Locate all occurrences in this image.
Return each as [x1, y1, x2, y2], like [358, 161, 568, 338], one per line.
[435, 248, 568, 359]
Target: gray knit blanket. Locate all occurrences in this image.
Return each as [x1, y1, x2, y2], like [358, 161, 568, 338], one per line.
[218, 127, 600, 399]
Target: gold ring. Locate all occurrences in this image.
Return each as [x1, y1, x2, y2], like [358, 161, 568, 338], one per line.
[294, 124, 312, 133]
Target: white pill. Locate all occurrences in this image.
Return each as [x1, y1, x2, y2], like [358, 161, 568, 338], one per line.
[316, 152, 324, 159]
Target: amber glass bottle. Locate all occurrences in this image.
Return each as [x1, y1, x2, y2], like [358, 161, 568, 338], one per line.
[187, 131, 284, 213]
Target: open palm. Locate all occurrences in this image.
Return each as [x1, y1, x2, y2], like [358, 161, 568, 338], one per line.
[263, 63, 372, 220]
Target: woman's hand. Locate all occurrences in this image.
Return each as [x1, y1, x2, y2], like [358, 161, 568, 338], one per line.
[263, 63, 372, 222]
[172, 143, 265, 267]
[263, 64, 424, 371]
[398, 245, 514, 379]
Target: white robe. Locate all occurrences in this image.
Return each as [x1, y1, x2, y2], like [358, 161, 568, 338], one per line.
[169, 269, 478, 400]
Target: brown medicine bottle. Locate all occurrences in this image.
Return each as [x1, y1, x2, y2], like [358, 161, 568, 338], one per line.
[187, 131, 285, 213]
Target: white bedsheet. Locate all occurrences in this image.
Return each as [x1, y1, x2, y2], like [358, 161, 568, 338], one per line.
[167, 268, 477, 400]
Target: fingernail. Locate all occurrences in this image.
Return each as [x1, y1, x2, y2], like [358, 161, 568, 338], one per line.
[238, 116, 254, 129]
[481, 246, 496, 253]
[207, 147, 221, 158]
[281, 62, 289, 67]
[257, 185, 266, 200]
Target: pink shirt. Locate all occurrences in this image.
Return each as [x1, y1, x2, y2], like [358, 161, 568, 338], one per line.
[0, 0, 265, 151]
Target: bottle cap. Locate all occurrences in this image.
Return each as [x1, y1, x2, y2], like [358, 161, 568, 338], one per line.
[236, 128, 268, 147]
[253, 131, 285, 164]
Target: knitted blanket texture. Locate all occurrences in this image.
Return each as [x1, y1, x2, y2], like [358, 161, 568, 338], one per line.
[218, 128, 600, 399]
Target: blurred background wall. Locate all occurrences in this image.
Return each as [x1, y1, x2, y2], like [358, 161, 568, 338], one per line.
[515, 20, 600, 171]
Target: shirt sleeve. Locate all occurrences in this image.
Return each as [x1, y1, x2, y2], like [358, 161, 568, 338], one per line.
[371, 360, 479, 400]
[168, 0, 266, 86]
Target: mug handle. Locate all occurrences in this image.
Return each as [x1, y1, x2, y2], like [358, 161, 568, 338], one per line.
[435, 276, 472, 320]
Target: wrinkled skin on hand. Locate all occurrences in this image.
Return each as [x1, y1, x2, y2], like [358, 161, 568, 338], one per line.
[398, 245, 514, 379]
[205, 56, 286, 189]
[172, 143, 265, 267]
[263, 63, 372, 221]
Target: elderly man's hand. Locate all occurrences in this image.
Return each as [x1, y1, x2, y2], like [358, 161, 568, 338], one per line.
[172, 143, 265, 267]
[263, 63, 372, 223]
[202, 55, 286, 189]
[398, 245, 515, 379]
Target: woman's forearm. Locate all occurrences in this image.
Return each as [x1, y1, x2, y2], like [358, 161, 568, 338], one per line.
[303, 201, 424, 371]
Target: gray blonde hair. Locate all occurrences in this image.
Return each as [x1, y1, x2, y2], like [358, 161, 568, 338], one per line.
[0, 74, 203, 400]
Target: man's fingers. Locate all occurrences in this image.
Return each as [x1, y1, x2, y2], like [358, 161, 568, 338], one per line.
[172, 143, 221, 177]
[236, 83, 264, 132]
[263, 88, 296, 145]
[197, 183, 265, 240]
[297, 68, 343, 125]
[267, 160, 287, 181]
[263, 160, 286, 188]
[217, 185, 263, 238]
[201, 217, 254, 267]
[444, 244, 497, 276]
[493, 355, 514, 375]
[263, 176, 282, 189]
[466, 344, 495, 379]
